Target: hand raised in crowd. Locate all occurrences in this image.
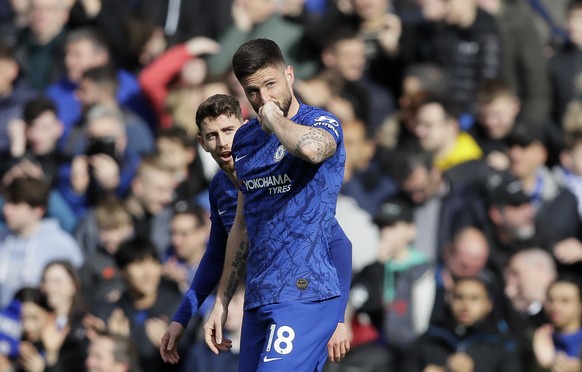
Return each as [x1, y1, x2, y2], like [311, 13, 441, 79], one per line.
[162, 258, 189, 292]
[446, 352, 475, 372]
[7, 118, 26, 158]
[533, 324, 556, 368]
[377, 13, 402, 57]
[486, 151, 510, 172]
[231, 0, 254, 32]
[90, 154, 121, 191]
[422, 365, 446, 372]
[553, 238, 582, 265]
[160, 321, 185, 364]
[82, 313, 106, 340]
[42, 314, 70, 366]
[140, 28, 167, 66]
[70, 156, 90, 194]
[552, 352, 581, 372]
[2, 160, 45, 186]
[80, 0, 102, 17]
[185, 36, 221, 57]
[108, 308, 130, 337]
[276, 0, 305, 17]
[146, 316, 169, 348]
[18, 342, 45, 372]
[327, 322, 350, 363]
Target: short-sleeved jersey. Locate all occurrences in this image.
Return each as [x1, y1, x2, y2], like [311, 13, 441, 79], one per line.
[232, 103, 346, 310]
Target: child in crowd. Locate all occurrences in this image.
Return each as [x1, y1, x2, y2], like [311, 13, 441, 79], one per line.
[80, 198, 134, 305]
[155, 126, 209, 207]
[404, 277, 521, 372]
[554, 129, 582, 218]
[350, 197, 434, 369]
[532, 277, 582, 371]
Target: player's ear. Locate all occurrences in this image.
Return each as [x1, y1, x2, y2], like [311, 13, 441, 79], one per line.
[285, 65, 294, 86]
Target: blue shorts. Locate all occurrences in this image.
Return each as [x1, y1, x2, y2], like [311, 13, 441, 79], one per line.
[238, 297, 341, 372]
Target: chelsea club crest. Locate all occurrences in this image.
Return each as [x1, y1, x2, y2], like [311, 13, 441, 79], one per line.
[273, 145, 286, 162]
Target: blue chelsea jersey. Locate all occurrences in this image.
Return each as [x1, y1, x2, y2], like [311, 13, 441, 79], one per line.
[208, 170, 238, 234]
[232, 103, 345, 310]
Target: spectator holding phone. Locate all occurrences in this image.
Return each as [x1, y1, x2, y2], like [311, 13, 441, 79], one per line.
[58, 104, 140, 218]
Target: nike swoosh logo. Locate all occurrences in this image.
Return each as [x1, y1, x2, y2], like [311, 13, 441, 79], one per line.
[218, 210, 227, 215]
[234, 154, 248, 162]
[263, 356, 282, 363]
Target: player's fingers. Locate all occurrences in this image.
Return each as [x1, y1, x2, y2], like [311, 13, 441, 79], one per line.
[203, 325, 219, 354]
[167, 349, 180, 364]
[159, 335, 169, 362]
[214, 321, 224, 347]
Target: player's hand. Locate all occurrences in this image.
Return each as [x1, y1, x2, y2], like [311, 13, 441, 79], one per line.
[203, 300, 232, 354]
[160, 321, 185, 364]
[327, 322, 350, 363]
[258, 101, 283, 134]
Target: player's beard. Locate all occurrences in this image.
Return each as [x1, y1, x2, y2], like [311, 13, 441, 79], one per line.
[279, 91, 292, 117]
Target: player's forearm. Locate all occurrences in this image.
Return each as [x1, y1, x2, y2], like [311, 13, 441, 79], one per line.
[217, 236, 248, 303]
[268, 114, 337, 164]
[217, 193, 248, 304]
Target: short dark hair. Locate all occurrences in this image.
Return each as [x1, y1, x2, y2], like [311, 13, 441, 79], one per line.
[14, 287, 51, 312]
[157, 126, 193, 149]
[548, 275, 582, 302]
[115, 237, 160, 270]
[3, 177, 50, 209]
[66, 27, 109, 55]
[416, 93, 461, 120]
[0, 40, 14, 60]
[195, 94, 243, 132]
[563, 128, 582, 151]
[232, 38, 286, 82]
[23, 97, 58, 125]
[82, 65, 119, 94]
[172, 201, 206, 228]
[322, 25, 360, 49]
[568, 0, 582, 12]
[453, 277, 494, 301]
[94, 331, 139, 370]
[403, 63, 448, 97]
[389, 144, 434, 184]
[476, 78, 515, 105]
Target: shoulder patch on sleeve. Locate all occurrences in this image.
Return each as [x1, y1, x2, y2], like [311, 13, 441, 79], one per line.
[313, 115, 340, 137]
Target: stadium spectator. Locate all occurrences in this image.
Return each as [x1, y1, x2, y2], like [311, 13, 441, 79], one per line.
[0, 176, 83, 308]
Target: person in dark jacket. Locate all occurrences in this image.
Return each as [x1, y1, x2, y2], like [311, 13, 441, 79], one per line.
[406, 0, 503, 121]
[549, 0, 582, 125]
[350, 196, 434, 369]
[403, 277, 521, 372]
[91, 237, 188, 372]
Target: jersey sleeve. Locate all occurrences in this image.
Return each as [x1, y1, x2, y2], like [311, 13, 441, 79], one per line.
[329, 221, 352, 323]
[172, 183, 229, 326]
[310, 113, 343, 145]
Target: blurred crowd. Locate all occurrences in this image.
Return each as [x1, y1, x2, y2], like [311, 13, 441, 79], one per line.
[0, 0, 581, 371]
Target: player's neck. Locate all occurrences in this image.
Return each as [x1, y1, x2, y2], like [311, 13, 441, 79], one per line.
[286, 97, 300, 118]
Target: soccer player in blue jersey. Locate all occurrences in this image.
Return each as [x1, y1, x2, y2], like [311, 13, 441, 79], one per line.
[159, 94, 352, 366]
[203, 39, 351, 371]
